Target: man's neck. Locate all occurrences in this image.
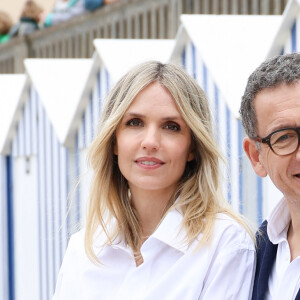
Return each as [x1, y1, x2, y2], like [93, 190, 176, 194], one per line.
[286, 199, 300, 261]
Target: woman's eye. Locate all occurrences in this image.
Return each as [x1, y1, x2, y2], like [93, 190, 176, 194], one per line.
[164, 123, 180, 131]
[126, 118, 142, 127]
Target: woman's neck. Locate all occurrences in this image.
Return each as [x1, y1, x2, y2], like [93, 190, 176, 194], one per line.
[130, 188, 174, 238]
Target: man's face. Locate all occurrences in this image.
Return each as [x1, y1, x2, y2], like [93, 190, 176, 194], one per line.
[243, 82, 300, 203]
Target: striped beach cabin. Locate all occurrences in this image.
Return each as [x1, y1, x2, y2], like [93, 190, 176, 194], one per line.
[0, 59, 92, 300]
[170, 14, 283, 225]
[0, 74, 27, 300]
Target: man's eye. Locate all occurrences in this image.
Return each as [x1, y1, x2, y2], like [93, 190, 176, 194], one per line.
[126, 118, 142, 127]
[277, 134, 290, 142]
[273, 132, 296, 144]
[164, 123, 180, 131]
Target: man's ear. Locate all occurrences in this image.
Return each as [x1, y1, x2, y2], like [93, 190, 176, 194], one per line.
[243, 137, 267, 177]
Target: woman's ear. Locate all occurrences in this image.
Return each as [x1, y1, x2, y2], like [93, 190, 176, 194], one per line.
[187, 136, 196, 162]
[243, 137, 267, 177]
[113, 143, 118, 155]
[112, 133, 118, 155]
[187, 151, 194, 162]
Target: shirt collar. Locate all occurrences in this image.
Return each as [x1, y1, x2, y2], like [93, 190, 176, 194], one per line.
[92, 201, 190, 255]
[93, 205, 189, 254]
[150, 206, 190, 253]
[267, 197, 291, 244]
[92, 221, 128, 254]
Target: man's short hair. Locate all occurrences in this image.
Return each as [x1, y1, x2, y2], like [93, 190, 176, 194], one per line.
[240, 52, 300, 138]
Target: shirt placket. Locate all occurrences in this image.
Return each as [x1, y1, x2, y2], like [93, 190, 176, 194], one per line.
[276, 241, 299, 300]
[113, 247, 150, 300]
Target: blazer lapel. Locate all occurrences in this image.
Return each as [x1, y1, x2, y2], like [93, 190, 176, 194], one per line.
[257, 238, 278, 299]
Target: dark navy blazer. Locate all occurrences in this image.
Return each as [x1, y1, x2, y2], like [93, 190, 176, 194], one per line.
[252, 220, 300, 300]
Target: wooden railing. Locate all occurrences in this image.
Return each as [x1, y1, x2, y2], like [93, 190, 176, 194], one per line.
[0, 0, 288, 74]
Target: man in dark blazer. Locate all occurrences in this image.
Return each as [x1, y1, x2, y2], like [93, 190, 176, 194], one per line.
[240, 53, 300, 300]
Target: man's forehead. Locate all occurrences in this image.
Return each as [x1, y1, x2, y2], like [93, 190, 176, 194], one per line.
[254, 82, 300, 133]
[254, 80, 300, 101]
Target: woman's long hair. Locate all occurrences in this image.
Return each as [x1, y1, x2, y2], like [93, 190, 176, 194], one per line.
[85, 61, 253, 262]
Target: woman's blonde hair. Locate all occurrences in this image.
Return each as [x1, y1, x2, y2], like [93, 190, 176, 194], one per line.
[85, 61, 253, 262]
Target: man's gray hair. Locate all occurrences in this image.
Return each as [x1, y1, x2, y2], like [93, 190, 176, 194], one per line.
[240, 52, 300, 138]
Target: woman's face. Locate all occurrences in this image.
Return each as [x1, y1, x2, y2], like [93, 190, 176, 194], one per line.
[114, 82, 194, 197]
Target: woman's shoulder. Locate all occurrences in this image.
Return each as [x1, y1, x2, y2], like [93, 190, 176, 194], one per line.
[66, 227, 113, 257]
[69, 228, 85, 242]
[63, 229, 86, 260]
[61, 228, 105, 268]
[212, 213, 255, 251]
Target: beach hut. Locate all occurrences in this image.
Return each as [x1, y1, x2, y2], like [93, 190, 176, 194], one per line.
[0, 74, 27, 300]
[0, 59, 92, 300]
[170, 14, 283, 225]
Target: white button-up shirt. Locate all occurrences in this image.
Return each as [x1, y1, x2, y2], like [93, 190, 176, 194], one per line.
[52, 208, 255, 300]
[266, 198, 300, 300]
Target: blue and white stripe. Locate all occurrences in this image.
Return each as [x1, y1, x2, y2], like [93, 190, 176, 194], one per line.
[78, 67, 109, 150]
[0, 155, 9, 300]
[281, 18, 300, 53]
[181, 41, 259, 221]
[8, 86, 71, 300]
[76, 67, 110, 224]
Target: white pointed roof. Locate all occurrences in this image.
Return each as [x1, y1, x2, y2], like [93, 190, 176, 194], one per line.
[24, 59, 93, 146]
[93, 39, 175, 84]
[171, 14, 282, 118]
[0, 74, 27, 155]
[268, 0, 300, 57]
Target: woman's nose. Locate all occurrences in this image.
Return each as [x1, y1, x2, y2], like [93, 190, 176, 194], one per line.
[141, 127, 160, 151]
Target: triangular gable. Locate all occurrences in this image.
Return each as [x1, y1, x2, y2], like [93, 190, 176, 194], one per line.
[268, 0, 300, 56]
[0, 74, 27, 155]
[172, 14, 282, 118]
[24, 59, 93, 146]
[93, 39, 175, 84]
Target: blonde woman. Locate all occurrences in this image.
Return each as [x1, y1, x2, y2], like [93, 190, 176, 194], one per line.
[53, 61, 255, 299]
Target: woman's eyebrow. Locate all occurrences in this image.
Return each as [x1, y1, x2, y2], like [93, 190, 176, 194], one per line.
[124, 112, 184, 121]
[123, 112, 144, 118]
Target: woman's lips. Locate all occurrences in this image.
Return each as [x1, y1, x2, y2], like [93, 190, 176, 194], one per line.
[135, 157, 164, 169]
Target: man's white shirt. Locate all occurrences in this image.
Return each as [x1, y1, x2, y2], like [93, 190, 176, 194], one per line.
[266, 198, 300, 300]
